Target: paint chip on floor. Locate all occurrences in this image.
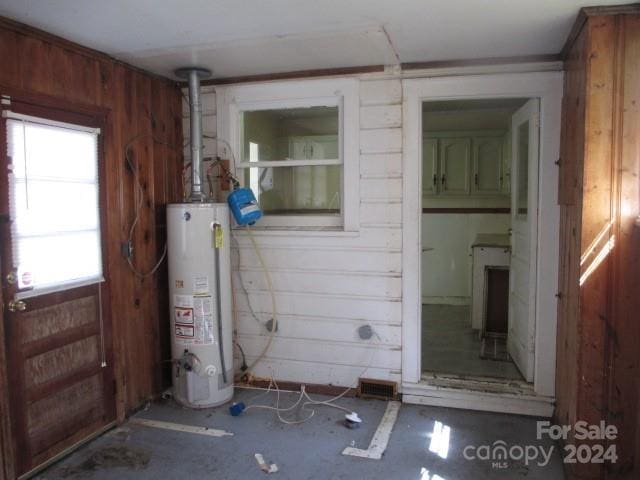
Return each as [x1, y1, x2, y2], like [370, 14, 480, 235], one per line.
[255, 453, 279, 473]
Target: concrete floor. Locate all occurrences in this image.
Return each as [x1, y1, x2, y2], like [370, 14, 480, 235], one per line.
[36, 389, 565, 480]
[422, 304, 524, 381]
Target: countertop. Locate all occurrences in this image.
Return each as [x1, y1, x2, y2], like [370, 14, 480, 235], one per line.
[472, 233, 511, 249]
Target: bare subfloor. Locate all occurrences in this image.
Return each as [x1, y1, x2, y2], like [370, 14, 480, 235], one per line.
[37, 389, 565, 479]
[422, 304, 524, 381]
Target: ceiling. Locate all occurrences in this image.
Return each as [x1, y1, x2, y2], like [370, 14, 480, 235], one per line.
[0, 0, 635, 80]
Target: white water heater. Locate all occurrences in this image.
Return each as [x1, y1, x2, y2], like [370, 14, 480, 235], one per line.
[167, 203, 233, 407]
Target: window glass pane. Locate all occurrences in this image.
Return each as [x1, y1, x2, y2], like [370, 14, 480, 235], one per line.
[517, 121, 529, 216]
[12, 180, 99, 235]
[244, 165, 341, 214]
[241, 106, 339, 162]
[17, 231, 102, 289]
[7, 118, 102, 292]
[9, 121, 98, 181]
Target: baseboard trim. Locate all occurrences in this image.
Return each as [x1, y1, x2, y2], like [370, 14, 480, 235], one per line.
[236, 378, 360, 398]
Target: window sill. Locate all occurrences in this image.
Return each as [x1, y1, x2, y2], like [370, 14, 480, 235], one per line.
[231, 226, 360, 238]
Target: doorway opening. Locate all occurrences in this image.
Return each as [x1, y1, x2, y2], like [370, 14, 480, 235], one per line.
[420, 97, 538, 383]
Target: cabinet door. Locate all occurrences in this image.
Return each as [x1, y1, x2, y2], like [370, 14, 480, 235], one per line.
[422, 138, 438, 196]
[501, 132, 511, 195]
[439, 137, 471, 195]
[290, 138, 309, 159]
[310, 135, 339, 160]
[472, 137, 503, 195]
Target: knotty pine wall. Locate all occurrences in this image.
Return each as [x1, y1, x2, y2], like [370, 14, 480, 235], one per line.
[0, 18, 182, 423]
[556, 10, 640, 480]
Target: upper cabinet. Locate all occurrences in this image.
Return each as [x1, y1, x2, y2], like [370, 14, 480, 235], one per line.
[289, 135, 339, 160]
[423, 131, 508, 199]
[501, 131, 511, 196]
[422, 138, 438, 195]
[439, 137, 471, 195]
[472, 137, 503, 195]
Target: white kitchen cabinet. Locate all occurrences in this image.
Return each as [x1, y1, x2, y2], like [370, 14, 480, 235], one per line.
[422, 138, 438, 196]
[289, 135, 339, 160]
[501, 131, 511, 195]
[439, 137, 471, 195]
[288, 135, 339, 209]
[472, 137, 503, 195]
[422, 131, 509, 199]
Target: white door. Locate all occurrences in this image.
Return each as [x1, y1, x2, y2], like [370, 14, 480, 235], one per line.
[508, 99, 539, 382]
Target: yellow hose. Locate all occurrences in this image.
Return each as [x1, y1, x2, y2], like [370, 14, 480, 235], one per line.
[245, 225, 277, 373]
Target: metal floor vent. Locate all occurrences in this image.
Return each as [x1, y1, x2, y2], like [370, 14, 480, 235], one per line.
[358, 378, 397, 400]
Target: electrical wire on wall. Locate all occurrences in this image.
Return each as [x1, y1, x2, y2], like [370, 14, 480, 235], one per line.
[123, 133, 180, 278]
[240, 330, 381, 425]
[243, 224, 278, 373]
[201, 136, 279, 376]
[202, 133, 380, 423]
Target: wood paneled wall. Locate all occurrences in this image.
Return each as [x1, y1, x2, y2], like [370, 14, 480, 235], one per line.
[0, 16, 182, 430]
[556, 8, 640, 480]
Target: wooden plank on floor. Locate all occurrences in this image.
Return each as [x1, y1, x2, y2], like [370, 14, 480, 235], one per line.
[128, 418, 233, 438]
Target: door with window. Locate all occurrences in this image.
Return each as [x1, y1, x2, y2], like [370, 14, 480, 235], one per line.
[508, 98, 540, 382]
[0, 99, 115, 475]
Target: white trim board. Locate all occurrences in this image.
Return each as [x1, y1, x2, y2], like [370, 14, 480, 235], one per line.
[342, 401, 401, 460]
[128, 417, 233, 438]
[216, 77, 360, 231]
[402, 383, 554, 418]
[401, 71, 563, 400]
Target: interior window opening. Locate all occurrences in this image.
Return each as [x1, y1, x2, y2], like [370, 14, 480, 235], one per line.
[239, 105, 341, 217]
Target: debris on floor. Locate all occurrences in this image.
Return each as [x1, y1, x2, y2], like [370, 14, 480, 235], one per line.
[56, 445, 150, 477]
[344, 412, 362, 429]
[254, 453, 279, 474]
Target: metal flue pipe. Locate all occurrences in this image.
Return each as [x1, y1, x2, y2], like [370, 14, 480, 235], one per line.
[174, 67, 212, 202]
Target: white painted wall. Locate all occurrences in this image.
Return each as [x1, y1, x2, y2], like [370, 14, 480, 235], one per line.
[182, 68, 562, 400]
[421, 213, 510, 304]
[183, 78, 403, 388]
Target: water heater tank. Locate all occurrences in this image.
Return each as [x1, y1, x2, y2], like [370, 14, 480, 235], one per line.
[167, 203, 233, 407]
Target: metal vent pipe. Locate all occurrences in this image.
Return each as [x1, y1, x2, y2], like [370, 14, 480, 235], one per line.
[175, 67, 212, 202]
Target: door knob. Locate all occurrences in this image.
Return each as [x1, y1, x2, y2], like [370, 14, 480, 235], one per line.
[7, 299, 26, 312]
[5, 271, 17, 285]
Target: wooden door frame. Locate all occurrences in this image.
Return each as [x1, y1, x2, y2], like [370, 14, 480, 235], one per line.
[401, 71, 563, 404]
[0, 89, 115, 476]
[0, 250, 15, 480]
